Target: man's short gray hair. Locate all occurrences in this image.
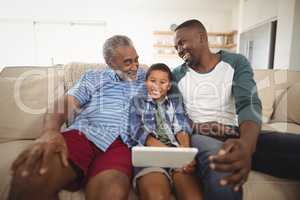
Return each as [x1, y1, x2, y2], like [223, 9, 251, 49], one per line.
[102, 35, 133, 64]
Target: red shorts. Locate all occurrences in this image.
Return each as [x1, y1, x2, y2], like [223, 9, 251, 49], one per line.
[62, 129, 132, 185]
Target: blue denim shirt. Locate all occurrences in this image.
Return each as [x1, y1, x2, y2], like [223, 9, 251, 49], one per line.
[128, 92, 192, 146]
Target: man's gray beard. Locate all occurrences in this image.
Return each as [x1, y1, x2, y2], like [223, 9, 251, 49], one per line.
[114, 70, 135, 81]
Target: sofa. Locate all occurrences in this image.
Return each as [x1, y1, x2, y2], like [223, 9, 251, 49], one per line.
[0, 63, 300, 200]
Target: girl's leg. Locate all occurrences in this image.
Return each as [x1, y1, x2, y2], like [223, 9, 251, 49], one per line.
[173, 171, 203, 200]
[137, 171, 171, 200]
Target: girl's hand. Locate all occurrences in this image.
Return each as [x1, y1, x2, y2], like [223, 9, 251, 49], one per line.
[182, 159, 197, 173]
[173, 159, 196, 174]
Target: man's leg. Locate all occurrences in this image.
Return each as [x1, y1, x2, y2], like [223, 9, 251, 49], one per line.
[84, 138, 132, 200]
[191, 135, 242, 200]
[8, 129, 97, 200]
[252, 131, 300, 180]
[8, 153, 77, 200]
[85, 169, 131, 200]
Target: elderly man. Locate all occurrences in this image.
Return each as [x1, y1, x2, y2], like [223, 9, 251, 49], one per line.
[172, 19, 300, 200]
[9, 35, 145, 200]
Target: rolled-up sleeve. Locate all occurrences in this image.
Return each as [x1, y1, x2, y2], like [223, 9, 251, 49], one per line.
[128, 97, 153, 146]
[67, 70, 95, 107]
[232, 55, 262, 126]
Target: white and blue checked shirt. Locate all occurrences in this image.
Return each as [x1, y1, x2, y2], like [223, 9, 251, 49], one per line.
[128, 94, 192, 146]
[65, 67, 146, 151]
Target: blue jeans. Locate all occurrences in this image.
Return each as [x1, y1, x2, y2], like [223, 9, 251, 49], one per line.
[192, 132, 300, 200]
[191, 135, 242, 200]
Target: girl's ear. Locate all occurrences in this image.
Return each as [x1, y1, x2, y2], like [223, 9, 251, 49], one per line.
[167, 83, 172, 91]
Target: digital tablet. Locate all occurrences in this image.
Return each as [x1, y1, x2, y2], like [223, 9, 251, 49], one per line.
[132, 146, 198, 168]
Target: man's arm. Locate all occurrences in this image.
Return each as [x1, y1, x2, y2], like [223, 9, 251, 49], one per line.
[209, 121, 259, 191]
[43, 95, 80, 133]
[239, 121, 260, 154]
[11, 70, 95, 176]
[209, 54, 262, 190]
[11, 95, 81, 176]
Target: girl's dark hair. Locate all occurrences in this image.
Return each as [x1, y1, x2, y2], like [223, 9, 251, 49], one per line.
[145, 63, 173, 81]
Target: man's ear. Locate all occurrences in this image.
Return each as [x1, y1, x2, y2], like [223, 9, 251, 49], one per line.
[108, 58, 115, 69]
[199, 32, 207, 44]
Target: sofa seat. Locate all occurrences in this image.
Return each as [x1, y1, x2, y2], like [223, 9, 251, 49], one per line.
[1, 66, 300, 200]
[243, 171, 300, 200]
[262, 122, 300, 134]
[2, 141, 300, 200]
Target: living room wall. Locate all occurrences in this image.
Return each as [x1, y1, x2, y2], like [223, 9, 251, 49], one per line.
[238, 0, 299, 70]
[0, 0, 238, 69]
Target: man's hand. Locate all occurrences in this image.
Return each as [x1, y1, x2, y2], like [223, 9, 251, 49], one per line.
[208, 138, 252, 191]
[11, 130, 69, 177]
[193, 121, 238, 137]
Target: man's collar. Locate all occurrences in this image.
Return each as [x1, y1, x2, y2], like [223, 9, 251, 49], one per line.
[106, 68, 121, 81]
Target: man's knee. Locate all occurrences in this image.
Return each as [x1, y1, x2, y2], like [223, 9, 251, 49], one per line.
[86, 170, 131, 200]
[9, 168, 53, 199]
[9, 155, 76, 200]
[109, 182, 130, 199]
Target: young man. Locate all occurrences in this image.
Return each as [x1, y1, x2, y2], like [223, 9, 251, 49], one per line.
[172, 19, 300, 200]
[9, 35, 145, 200]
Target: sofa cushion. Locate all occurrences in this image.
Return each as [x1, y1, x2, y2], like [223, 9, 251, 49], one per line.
[64, 62, 108, 92]
[1, 141, 300, 200]
[272, 83, 300, 125]
[0, 67, 64, 143]
[253, 70, 275, 123]
[261, 122, 300, 134]
[244, 171, 300, 200]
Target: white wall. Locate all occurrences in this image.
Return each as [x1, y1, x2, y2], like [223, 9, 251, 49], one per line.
[238, 0, 298, 69]
[274, 0, 296, 69]
[0, 0, 237, 69]
[289, 0, 300, 70]
[239, 0, 278, 32]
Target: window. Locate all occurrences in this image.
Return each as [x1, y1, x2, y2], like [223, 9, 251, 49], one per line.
[0, 19, 107, 67]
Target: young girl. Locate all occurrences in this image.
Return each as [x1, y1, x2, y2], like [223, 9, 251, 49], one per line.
[129, 63, 203, 200]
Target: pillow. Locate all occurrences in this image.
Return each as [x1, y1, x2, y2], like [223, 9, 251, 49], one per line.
[0, 68, 64, 143]
[253, 70, 275, 123]
[272, 83, 300, 124]
[64, 62, 107, 91]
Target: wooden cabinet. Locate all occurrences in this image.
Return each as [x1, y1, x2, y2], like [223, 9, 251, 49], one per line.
[153, 30, 237, 57]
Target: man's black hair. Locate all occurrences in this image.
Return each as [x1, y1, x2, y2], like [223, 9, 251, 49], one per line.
[175, 19, 207, 33]
[146, 63, 173, 82]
